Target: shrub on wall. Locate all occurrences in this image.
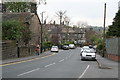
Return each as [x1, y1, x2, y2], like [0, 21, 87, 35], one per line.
[2, 20, 21, 40]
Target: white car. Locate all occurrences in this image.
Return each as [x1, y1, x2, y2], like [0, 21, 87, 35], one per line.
[80, 49, 96, 60]
[69, 44, 75, 49]
[80, 46, 96, 53]
[51, 46, 59, 52]
[80, 46, 90, 53]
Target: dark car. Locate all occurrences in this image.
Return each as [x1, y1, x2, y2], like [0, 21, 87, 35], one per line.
[62, 45, 69, 50]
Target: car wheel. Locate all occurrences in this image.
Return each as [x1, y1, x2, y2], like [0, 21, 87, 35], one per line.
[81, 57, 84, 61]
[93, 58, 96, 61]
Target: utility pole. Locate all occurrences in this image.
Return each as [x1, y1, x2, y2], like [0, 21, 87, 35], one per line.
[40, 11, 45, 53]
[36, 0, 46, 54]
[102, 3, 106, 57]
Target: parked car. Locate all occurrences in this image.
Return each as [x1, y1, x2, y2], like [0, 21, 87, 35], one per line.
[51, 46, 59, 52]
[80, 46, 90, 53]
[89, 45, 96, 53]
[80, 49, 96, 61]
[62, 45, 69, 50]
[69, 44, 75, 49]
[89, 45, 93, 48]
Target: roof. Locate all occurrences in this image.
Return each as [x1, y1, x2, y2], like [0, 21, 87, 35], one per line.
[2, 12, 33, 22]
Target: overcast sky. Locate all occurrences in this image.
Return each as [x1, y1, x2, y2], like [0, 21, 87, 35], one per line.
[37, 0, 120, 27]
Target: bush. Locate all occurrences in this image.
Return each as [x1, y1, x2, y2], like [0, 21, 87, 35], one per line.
[2, 20, 21, 40]
[43, 41, 52, 48]
[97, 44, 103, 50]
[97, 42, 106, 51]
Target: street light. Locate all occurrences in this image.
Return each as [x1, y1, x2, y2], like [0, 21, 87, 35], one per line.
[40, 11, 45, 53]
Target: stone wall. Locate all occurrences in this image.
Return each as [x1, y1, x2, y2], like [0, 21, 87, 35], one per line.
[19, 46, 36, 57]
[2, 40, 36, 60]
[2, 40, 17, 60]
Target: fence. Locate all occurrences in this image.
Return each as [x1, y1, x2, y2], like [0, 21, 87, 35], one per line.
[106, 37, 120, 61]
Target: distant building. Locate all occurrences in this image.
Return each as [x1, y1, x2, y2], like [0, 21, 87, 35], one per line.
[85, 26, 104, 34]
[84, 26, 105, 44]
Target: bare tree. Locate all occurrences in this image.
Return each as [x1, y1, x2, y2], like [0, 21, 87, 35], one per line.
[56, 10, 66, 24]
[64, 15, 70, 26]
[63, 15, 71, 41]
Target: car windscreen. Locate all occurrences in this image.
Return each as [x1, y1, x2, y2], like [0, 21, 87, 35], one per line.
[52, 46, 58, 48]
[69, 44, 74, 46]
[84, 50, 94, 53]
[82, 48, 90, 50]
[64, 45, 68, 47]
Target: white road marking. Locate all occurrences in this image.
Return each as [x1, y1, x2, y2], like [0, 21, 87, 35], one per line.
[45, 63, 56, 68]
[17, 68, 40, 76]
[78, 65, 90, 79]
[59, 59, 64, 62]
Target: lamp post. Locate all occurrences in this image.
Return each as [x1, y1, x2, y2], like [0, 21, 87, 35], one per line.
[102, 3, 106, 57]
[40, 11, 45, 53]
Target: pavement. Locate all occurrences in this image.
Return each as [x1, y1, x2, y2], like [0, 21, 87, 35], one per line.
[96, 54, 119, 69]
[1, 51, 53, 65]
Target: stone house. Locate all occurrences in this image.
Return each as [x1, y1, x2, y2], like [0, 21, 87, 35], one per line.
[2, 1, 41, 46]
[2, 2, 42, 59]
[3, 12, 41, 47]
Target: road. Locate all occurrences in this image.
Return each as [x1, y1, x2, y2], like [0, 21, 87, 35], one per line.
[2, 48, 118, 79]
